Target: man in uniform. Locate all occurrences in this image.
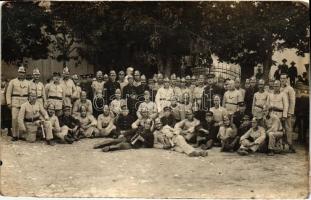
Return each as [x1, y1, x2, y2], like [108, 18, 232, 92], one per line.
[137, 90, 158, 120]
[263, 106, 284, 156]
[45, 72, 65, 117]
[160, 106, 177, 128]
[96, 105, 116, 137]
[29, 68, 46, 107]
[72, 91, 93, 117]
[223, 80, 242, 115]
[104, 70, 121, 104]
[280, 73, 296, 152]
[153, 118, 208, 157]
[133, 70, 141, 87]
[118, 70, 127, 92]
[237, 117, 266, 155]
[232, 102, 250, 129]
[91, 71, 105, 117]
[210, 95, 228, 127]
[59, 105, 80, 141]
[235, 78, 245, 102]
[279, 58, 289, 74]
[124, 67, 134, 85]
[203, 73, 223, 111]
[71, 74, 82, 103]
[6, 66, 30, 141]
[155, 77, 174, 113]
[18, 91, 54, 145]
[288, 61, 298, 87]
[252, 79, 269, 124]
[193, 75, 205, 113]
[174, 109, 200, 143]
[123, 75, 138, 117]
[60, 67, 76, 107]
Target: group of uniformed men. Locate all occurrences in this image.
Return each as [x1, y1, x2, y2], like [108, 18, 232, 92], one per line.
[3, 65, 296, 156]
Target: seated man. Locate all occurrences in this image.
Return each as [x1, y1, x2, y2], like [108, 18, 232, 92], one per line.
[94, 118, 154, 152]
[210, 95, 228, 126]
[109, 89, 125, 116]
[195, 111, 219, 150]
[160, 106, 177, 128]
[237, 115, 252, 137]
[178, 93, 193, 121]
[237, 117, 267, 156]
[18, 91, 54, 145]
[153, 118, 208, 157]
[59, 105, 80, 141]
[132, 107, 152, 130]
[137, 90, 158, 120]
[217, 115, 238, 152]
[96, 105, 117, 137]
[232, 102, 251, 129]
[76, 105, 99, 138]
[46, 103, 74, 144]
[174, 109, 200, 143]
[115, 105, 136, 137]
[72, 91, 93, 118]
[263, 106, 284, 156]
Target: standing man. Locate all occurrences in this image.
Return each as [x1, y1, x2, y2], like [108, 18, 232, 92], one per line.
[71, 74, 82, 103]
[45, 72, 65, 117]
[29, 68, 46, 107]
[279, 58, 289, 75]
[104, 70, 121, 104]
[234, 78, 245, 102]
[288, 61, 298, 87]
[117, 70, 127, 92]
[223, 80, 242, 115]
[123, 75, 138, 117]
[18, 91, 54, 145]
[60, 67, 76, 107]
[6, 66, 30, 141]
[155, 77, 174, 113]
[280, 73, 296, 153]
[91, 71, 105, 117]
[252, 79, 269, 124]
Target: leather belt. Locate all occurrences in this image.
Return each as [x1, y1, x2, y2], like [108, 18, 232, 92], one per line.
[226, 102, 237, 105]
[271, 107, 283, 112]
[48, 96, 62, 100]
[24, 117, 40, 122]
[12, 94, 28, 97]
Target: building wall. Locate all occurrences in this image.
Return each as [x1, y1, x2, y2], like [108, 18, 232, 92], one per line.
[1, 57, 94, 83]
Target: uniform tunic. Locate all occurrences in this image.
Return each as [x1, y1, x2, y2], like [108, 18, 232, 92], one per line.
[76, 115, 98, 137]
[96, 113, 116, 137]
[72, 99, 93, 117]
[223, 90, 242, 115]
[6, 78, 30, 137]
[18, 101, 53, 141]
[155, 87, 174, 112]
[266, 92, 288, 118]
[137, 101, 157, 119]
[210, 106, 228, 125]
[240, 127, 266, 152]
[46, 83, 65, 110]
[252, 91, 268, 119]
[60, 79, 76, 106]
[29, 80, 46, 106]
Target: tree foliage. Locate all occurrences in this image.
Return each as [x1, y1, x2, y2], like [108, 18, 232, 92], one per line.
[1, 2, 52, 64]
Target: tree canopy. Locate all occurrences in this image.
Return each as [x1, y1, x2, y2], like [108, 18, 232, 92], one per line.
[2, 1, 309, 79]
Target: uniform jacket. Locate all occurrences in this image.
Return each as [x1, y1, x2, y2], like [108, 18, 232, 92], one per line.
[6, 78, 29, 107]
[240, 126, 266, 145]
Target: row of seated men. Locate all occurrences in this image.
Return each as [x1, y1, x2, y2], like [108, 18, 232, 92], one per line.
[17, 88, 289, 157]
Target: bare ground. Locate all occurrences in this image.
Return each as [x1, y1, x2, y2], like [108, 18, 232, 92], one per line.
[0, 134, 309, 198]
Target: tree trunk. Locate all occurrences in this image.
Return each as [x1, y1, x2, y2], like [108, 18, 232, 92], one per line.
[263, 46, 273, 82]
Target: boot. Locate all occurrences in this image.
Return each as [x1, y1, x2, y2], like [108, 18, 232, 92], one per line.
[46, 140, 55, 146]
[11, 137, 18, 141]
[64, 135, 74, 144]
[188, 151, 201, 157]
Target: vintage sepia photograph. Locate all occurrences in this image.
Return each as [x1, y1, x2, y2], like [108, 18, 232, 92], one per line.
[0, 1, 310, 198]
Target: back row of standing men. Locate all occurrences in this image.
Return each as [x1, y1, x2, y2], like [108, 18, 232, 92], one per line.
[4, 65, 296, 153]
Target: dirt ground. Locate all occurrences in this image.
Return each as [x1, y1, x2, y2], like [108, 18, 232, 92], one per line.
[0, 134, 309, 198]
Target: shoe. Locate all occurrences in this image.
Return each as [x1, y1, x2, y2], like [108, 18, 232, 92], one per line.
[11, 137, 18, 141]
[200, 144, 208, 150]
[46, 140, 55, 146]
[188, 151, 200, 157]
[237, 149, 248, 156]
[199, 151, 208, 157]
[64, 135, 74, 144]
[102, 146, 110, 152]
[288, 147, 296, 153]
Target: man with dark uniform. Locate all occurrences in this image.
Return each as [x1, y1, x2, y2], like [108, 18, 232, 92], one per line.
[203, 73, 223, 111]
[122, 75, 138, 117]
[104, 70, 121, 104]
[6, 66, 30, 141]
[288, 61, 298, 87]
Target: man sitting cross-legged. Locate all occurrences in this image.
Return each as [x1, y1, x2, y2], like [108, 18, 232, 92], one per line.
[72, 91, 93, 118]
[96, 105, 117, 138]
[237, 117, 267, 156]
[195, 111, 219, 150]
[75, 105, 99, 138]
[59, 104, 80, 141]
[46, 103, 74, 144]
[217, 115, 239, 152]
[94, 118, 154, 152]
[153, 118, 208, 157]
[175, 109, 200, 143]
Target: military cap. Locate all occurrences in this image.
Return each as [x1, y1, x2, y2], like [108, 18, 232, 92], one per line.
[127, 75, 133, 80]
[72, 74, 79, 79]
[290, 61, 296, 65]
[181, 78, 186, 82]
[140, 107, 148, 113]
[103, 74, 109, 78]
[157, 73, 163, 79]
[185, 109, 193, 114]
[53, 72, 61, 77]
[32, 68, 40, 75]
[121, 104, 128, 110]
[141, 75, 146, 80]
[185, 75, 191, 80]
[126, 67, 134, 72]
[207, 73, 215, 78]
[134, 70, 140, 76]
[238, 102, 246, 107]
[63, 104, 72, 110]
[115, 88, 121, 94]
[170, 73, 176, 80]
[191, 75, 196, 80]
[163, 106, 172, 111]
[47, 103, 56, 110]
[18, 66, 26, 73]
[206, 111, 213, 116]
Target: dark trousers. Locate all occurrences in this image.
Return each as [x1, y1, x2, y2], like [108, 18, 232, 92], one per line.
[94, 137, 132, 151]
